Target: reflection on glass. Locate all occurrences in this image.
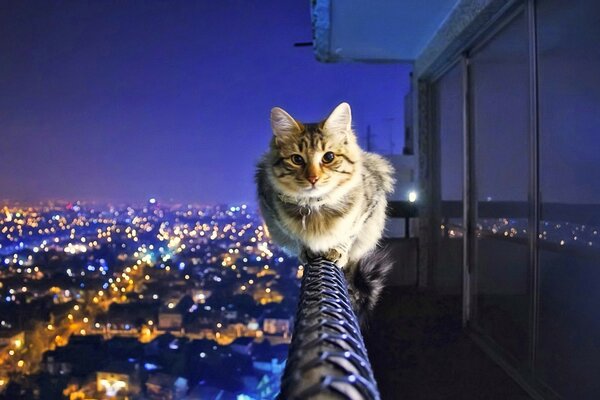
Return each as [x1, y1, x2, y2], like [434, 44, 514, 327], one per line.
[470, 9, 530, 364]
[438, 63, 464, 224]
[434, 63, 463, 292]
[537, 0, 600, 397]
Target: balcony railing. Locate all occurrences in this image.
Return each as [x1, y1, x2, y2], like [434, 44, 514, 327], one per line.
[279, 259, 381, 400]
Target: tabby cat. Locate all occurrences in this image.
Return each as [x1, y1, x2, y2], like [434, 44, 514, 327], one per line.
[255, 102, 395, 322]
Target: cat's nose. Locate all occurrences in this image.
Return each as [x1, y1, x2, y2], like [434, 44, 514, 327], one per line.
[307, 175, 319, 185]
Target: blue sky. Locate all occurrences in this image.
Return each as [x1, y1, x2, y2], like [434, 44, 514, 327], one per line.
[0, 0, 410, 204]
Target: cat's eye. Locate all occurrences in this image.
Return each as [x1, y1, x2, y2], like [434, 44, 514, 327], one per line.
[291, 154, 305, 165]
[322, 151, 335, 164]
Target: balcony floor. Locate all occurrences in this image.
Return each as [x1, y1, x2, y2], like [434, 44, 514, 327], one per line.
[365, 287, 532, 400]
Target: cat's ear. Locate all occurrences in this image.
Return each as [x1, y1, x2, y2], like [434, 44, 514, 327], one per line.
[323, 102, 352, 134]
[270, 107, 302, 137]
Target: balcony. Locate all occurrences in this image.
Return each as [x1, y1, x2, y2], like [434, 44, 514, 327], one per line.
[280, 202, 530, 399]
[294, 0, 600, 398]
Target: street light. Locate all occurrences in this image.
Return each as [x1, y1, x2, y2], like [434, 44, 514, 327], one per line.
[408, 190, 418, 203]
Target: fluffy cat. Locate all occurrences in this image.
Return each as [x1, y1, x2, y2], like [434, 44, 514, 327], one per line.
[255, 102, 395, 322]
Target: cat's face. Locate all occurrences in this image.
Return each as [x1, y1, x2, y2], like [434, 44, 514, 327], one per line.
[268, 103, 361, 198]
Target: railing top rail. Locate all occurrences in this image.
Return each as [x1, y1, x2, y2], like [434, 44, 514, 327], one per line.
[279, 259, 381, 400]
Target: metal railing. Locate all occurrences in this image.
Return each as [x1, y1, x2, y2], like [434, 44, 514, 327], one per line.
[279, 259, 381, 400]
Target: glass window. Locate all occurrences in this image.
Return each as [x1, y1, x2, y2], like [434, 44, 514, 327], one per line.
[536, 0, 600, 397]
[433, 62, 464, 293]
[470, 9, 531, 364]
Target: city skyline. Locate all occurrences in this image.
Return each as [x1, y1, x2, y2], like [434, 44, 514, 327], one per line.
[0, 0, 410, 204]
[0, 200, 298, 398]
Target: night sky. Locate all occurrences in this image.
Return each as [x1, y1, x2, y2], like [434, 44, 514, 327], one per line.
[0, 0, 410, 205]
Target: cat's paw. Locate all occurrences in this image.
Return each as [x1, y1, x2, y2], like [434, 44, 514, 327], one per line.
[299, 248, 318, 264]
[323, 248, 348, 269]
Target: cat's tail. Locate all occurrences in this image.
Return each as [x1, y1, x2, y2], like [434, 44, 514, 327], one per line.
[345, 248, 393, 326]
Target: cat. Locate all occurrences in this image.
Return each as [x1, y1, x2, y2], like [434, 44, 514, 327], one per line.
[255, 102, 395, 323]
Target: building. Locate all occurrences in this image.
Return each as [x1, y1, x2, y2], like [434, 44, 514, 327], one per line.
[0, 375, 8, 394]
[230, 337, 254, 356]
[0, 330, 25, 371]
[312, 0, 600, 398]
[96, 371, 130, 398]
[0, 330, 24, 349]
[158, 309, 183, 332]
[42, 350, 73, 376]
[145, 373, 188, 400]
[262, 318, 291, 337]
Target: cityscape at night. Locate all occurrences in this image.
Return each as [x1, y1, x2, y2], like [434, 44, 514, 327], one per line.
[2, 0, 599, 399]
[1, 197, 596, 397]
[0, 200, 299, 399]
[0, 2, 406, 396]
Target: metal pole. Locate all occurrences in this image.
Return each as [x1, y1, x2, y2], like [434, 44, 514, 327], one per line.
[279, 259, 381, 400]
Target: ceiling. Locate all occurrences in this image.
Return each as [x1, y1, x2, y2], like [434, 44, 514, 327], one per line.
[312, 0, 460, 62]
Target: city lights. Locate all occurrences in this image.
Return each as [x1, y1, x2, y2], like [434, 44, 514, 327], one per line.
[0, 201, 298, 397]
[408, 190, 418, 203]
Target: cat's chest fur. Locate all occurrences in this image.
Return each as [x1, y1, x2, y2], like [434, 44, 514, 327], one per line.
[277, 192, 363, 248]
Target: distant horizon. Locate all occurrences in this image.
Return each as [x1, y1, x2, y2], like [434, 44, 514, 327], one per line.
[3, 197, 600, 209]
[0, 197, 258, 208]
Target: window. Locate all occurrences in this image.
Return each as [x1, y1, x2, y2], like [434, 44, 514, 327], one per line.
[536, 0, 600, 397]
[433, 62, 464, 293]
[469, 9, 531, 364]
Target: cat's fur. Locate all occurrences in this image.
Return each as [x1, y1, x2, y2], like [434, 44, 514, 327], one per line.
[255, 102, 394, 322]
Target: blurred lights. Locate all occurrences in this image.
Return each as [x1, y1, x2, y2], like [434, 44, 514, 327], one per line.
[408, 190, 417, 203]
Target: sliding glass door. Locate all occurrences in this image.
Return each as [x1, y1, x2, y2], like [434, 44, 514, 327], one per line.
[469, 8, 531, 366]
[536, 0, 600, 397]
